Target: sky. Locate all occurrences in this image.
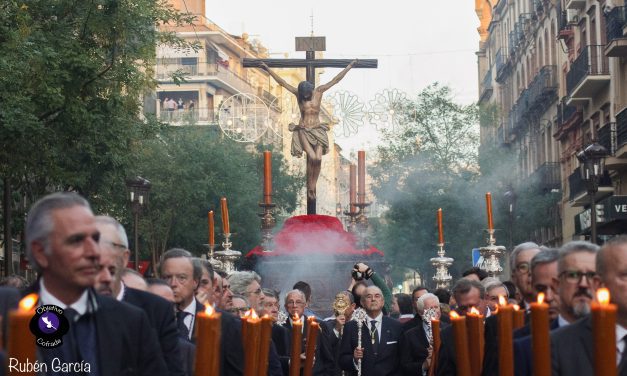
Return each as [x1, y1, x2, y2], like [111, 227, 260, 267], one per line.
[206, 1, 481, 153]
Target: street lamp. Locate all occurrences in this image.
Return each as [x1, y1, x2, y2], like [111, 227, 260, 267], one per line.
[576, 142, 608, 244]
[125, 176, 151, 271]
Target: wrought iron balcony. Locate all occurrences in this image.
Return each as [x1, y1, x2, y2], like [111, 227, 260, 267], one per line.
[605, 6, 627, 57]
[519, 66, 558, 118]
[479, 66, 493, 103]
[495, 48, 510, 82]
[618, 108, 627, 155]
[156, 60, 254, 95]
[568, 170, 613, 205]
[157, 107, 216, 125]
[598, 123, 617, 156]
[529, 162, 561, 193]
[556, 99, 579, 128]
[566, 0, 585, 10]
[566, 45, 610, 102]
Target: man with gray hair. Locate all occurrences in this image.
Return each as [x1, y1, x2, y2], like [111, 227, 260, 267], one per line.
[93, 215, 184, 376]
[23, 192, 168, 375]
[400, 293, 443, 375]
[160, 248, 245, 375]
[512, 248, 560, 376]
[510, 242, 542, 308]
[551, 236, 626, 375]
[228, 270, 264, 312]
[553, 241, 599, 326]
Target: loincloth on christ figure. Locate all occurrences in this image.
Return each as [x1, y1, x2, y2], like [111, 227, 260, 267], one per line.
[288, 123, 330, 157]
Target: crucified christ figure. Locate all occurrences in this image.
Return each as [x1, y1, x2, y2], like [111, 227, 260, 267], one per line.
[260, 59, 357, 213]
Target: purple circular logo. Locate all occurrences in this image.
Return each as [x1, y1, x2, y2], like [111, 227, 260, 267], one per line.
[38, 312, 60, 334]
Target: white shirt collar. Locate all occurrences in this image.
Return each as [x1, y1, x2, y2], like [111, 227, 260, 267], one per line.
[39, 278, 89, 316]
[399, 314, 414, 319]
[557, 314, 571, 328]
[182, 299, 197, 315]
[116, 283, 126, 301]
[367, 312, 383, 325]
[616, 323, 627, 364]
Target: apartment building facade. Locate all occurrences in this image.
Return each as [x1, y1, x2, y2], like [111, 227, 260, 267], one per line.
[477, 0, 627, 245]
[157, 0, 349, 216]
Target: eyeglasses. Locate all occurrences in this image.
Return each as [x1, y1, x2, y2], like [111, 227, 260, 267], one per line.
[229, 307, 250, 314]
[286, 300, 304, 306]
[515, 262, 530, 273]
[559, 270, 596, 284]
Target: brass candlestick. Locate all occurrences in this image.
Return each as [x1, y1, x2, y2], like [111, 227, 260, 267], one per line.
[479, 229, 506, 277]
[430, 243, 454, 289]
[214, 232, 241, 273]
[344, 204, 359, 235]
[204, 243, 224, 271]
[258, 202, 276, 252]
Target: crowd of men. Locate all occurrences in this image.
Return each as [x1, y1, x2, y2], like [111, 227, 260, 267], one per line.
[2, 191, 627, 376]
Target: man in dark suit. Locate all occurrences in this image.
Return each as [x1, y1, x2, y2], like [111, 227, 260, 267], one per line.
[160, 248, 244, 376]
[401, 286, 429, 333]
[283, 289, 335, 375]
[510, 248, 559, 376]
[339, 286, 402, 376]
[94, 215, 184, 376]
[400, 292, 447, 375]
[436, 279, 488, 376]
[23, 192, 168, 376]
[551, 237, 627, 375]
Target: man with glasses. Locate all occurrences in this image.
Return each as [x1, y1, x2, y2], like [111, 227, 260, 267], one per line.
[229, 270, 264, 312]
[510, 242, 542, 309]
[436, 279, 488, 375]
[551, 237, 625, 375]
[552, 241, 599, 326]
[284, 289, 335, 375]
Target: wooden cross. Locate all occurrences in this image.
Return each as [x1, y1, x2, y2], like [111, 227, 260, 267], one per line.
[243, 36, 377, 215]
[243, 36, 377, 85]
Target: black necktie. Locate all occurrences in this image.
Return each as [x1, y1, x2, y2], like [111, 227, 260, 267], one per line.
[370, 320, 379, 355]
[177, 310, 191, 340]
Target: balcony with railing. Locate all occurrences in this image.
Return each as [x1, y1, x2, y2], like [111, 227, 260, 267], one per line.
[529, 162, 561, 193]
[604, 108, 627, 167]
[518, 65, 558, 119]
[566, 45, 610, 103]
[156, 60, 255, 94]
[479, 66, 493, 103]
[495, 48, 511, 82]
[605, 6, 627, 57]
[598, 122, 617, 156]
[157, 107, 217, 125]
[568, 170, 614, 206]
[566, 0, 585, 10]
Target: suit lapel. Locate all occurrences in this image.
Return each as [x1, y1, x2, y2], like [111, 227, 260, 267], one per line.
[579, 317, 594, 368]
[95, 298, 122, 376]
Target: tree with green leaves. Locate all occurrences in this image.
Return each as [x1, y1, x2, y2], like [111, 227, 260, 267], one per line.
[370, 83, 484, 283]
[131, 127, 302, 273]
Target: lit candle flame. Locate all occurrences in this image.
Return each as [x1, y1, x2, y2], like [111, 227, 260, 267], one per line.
[597, 287, 610, 305]
[204, 304, 214, 315]
[293, 312, 300, 321]
[537, 292, 545, 304]
[512, 304, 520, 311]
[249, 309, 259, 320]
[498, 295, 508, 306]
[450, 311, 460, 319]
[19, 293, 38, 311]
[469, 307, 480, 315]
[243, 309, 253, 318]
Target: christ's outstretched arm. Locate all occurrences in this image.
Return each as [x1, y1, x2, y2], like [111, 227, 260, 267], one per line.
[317, 59, 358, 93]
[260, 62, 298, 95]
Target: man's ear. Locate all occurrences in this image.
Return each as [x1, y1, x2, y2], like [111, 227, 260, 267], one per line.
[121, 249, 130, 268]
[31, 241, 49, 270]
